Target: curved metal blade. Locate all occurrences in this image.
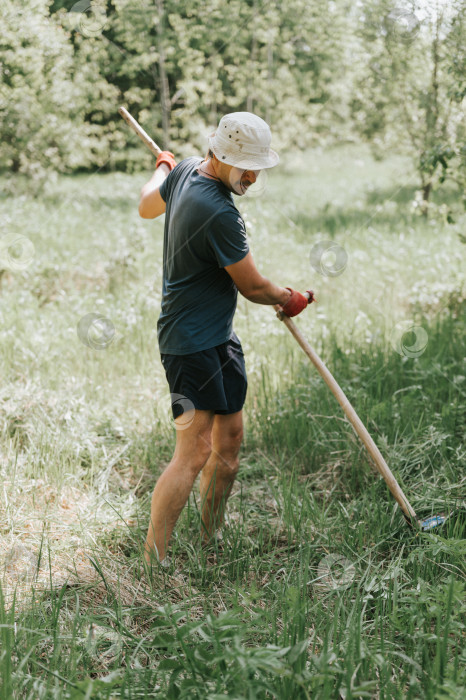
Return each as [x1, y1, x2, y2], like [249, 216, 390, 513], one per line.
[420, 514, 448, 531]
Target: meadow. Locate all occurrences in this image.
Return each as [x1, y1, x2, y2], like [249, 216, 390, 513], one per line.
[0, 144, 465, 699]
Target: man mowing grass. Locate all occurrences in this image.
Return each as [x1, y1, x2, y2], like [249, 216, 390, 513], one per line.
[138, 112, 312, 566]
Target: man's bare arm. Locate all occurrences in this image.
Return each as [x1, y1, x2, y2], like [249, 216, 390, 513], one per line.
[138, 163, 170, 219]
[225, 251, 291, 305]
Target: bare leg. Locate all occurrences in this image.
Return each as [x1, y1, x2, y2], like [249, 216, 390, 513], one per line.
[144, 409, 214, 564]
[199, 412, 243, 540]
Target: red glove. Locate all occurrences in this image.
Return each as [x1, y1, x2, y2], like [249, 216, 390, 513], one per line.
[156, 150, 177, 171]
[281, 288, 315, 317]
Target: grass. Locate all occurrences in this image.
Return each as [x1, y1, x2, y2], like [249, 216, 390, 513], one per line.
[0, 143, 465, 698]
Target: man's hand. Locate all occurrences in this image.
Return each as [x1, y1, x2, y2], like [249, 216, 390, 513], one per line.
[280, 288, 313, 317]
[156, 151, 177, 171]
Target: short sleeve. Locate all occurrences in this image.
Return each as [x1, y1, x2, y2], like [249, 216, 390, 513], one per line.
[159, 158, 199, 202]
[159, 167, 175, 202]
[208, 208, 249, 268]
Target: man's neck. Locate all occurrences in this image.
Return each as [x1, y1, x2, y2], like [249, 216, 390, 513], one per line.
[198, 159, 219, 180]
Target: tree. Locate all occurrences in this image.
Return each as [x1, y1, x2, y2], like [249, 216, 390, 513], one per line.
[351, 0, 465, 212]
[0, 0, 352, 177]
[87, 0, 350, 155]
[0, 0, 119, 183]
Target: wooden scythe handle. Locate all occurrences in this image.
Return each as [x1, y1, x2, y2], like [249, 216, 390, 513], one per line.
[118, 106, 162, 157]
[274, 307, 418, 524]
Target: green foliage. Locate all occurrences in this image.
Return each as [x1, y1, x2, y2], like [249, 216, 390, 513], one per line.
[96, 0, 350, 154]
[0, 584, 15, 699]
[0, 0, 351, 180]
[0, 0, 464, 209]
[351, 0, 466, 209]
[250, 309, 465, 480]
[0, 0, 120, 187]
[1, 0, 463, 207]
[1, 150, 464, 698]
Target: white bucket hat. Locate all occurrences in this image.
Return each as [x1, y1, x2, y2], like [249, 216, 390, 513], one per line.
[208, 112, 279, 170]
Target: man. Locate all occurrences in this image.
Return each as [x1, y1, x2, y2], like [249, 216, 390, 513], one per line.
[138, 112, 312, 566]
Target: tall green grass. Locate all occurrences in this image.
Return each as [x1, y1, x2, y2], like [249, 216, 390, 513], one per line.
[0, 144, 464, 698]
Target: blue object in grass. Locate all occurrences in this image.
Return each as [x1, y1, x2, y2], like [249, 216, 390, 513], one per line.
[420, 514, 447, 531]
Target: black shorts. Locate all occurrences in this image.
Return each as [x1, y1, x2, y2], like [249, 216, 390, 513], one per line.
[160, 333, 248, 419]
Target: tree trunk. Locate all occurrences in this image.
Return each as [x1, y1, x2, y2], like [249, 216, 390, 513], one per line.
[420, 180, 432, 217]
[211, 74, 217, 127]
[422, 182, 432, 202]
[156, 0, 171, 148]
[265, 35, 274, 125]
[246, 0, 257, 113]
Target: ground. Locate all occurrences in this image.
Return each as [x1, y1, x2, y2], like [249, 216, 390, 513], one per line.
[0, 144, 464, 698]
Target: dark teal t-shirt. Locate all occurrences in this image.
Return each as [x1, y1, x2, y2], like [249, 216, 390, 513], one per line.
[157, 157, 249, 355]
